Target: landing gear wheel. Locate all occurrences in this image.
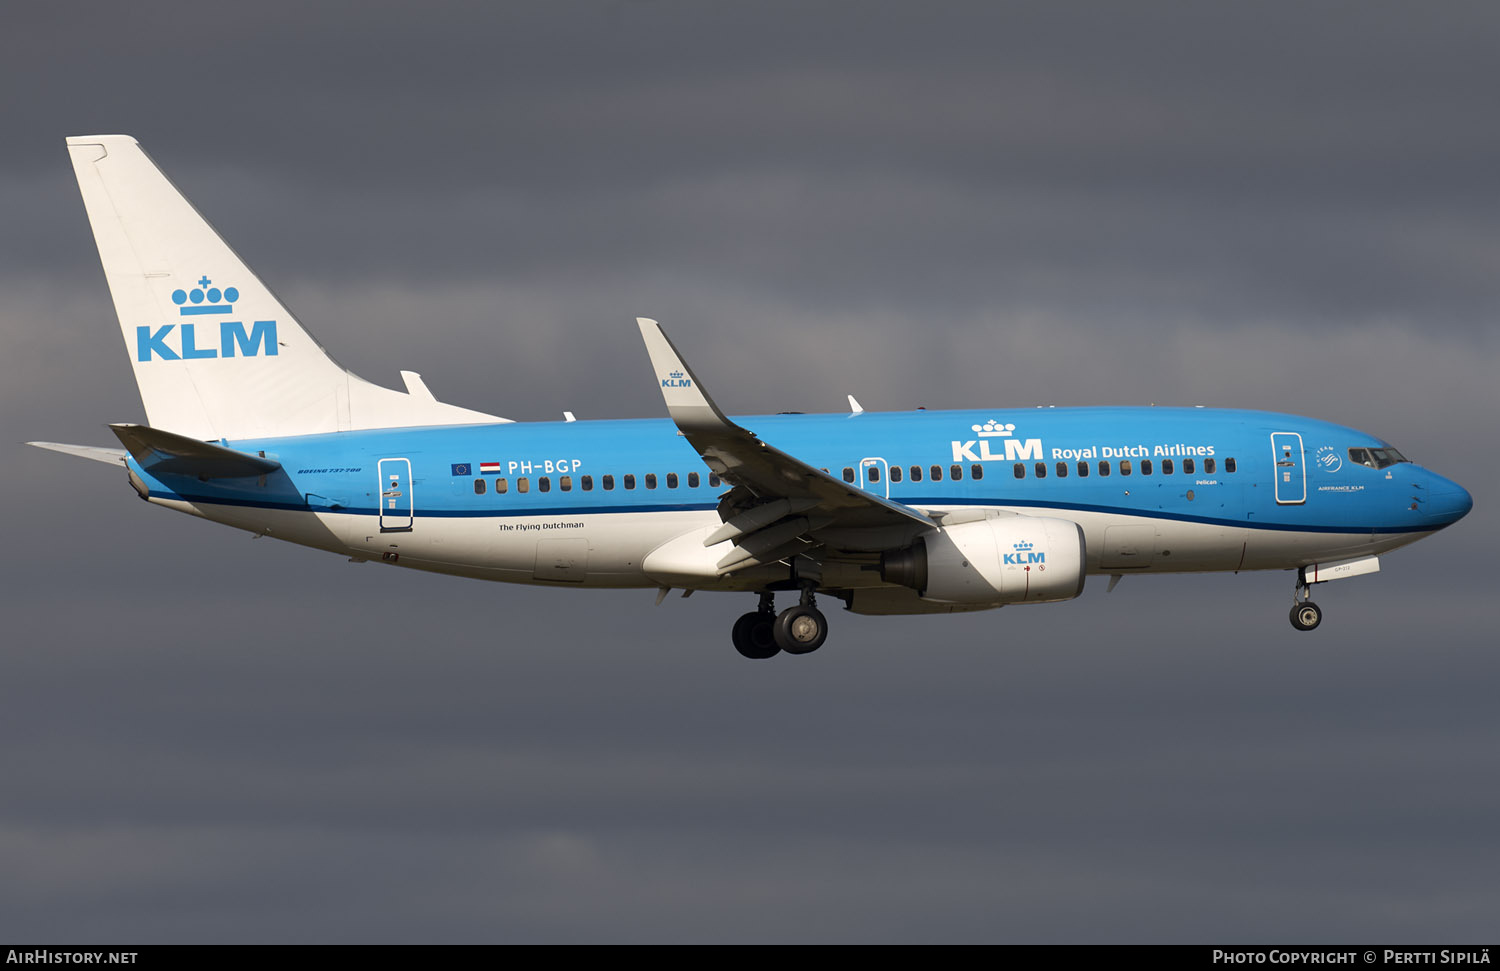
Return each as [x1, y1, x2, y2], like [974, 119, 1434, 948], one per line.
[1289, 601, 1322, 631]
[774, 605, 828, 655]
[732, 611, 779, 659]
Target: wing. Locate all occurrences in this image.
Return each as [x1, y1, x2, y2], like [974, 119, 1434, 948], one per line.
[637, 318, 932, 572]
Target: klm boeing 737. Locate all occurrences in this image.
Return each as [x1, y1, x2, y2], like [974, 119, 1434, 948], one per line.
[30, 136, 1473, 659]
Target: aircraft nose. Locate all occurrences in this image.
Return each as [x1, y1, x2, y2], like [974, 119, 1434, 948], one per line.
[1425, 473, 1473, 527]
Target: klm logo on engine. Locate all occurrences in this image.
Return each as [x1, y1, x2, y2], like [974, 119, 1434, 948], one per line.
[951, 419, 1043, 463]
[136, 276, 278, 362]
[1003, 540, 1046, 565]
[662, 369, 692, 389]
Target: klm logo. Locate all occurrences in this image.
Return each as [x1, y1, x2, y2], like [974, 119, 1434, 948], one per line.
[662, 369, 692, 389]
[136, 276, 278, 361]
[951, 419, 1042, 463]
[1003, 541, 1046, 566]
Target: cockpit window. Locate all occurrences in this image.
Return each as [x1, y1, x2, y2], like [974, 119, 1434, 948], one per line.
[1350, 446, 1409, 470]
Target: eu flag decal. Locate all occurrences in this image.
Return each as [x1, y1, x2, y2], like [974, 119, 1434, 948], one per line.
[451, 463, 472, 476]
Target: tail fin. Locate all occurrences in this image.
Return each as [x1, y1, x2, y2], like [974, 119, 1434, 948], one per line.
[66, 135, 506, 441]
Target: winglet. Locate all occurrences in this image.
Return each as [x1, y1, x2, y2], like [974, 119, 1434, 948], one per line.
[636, 317, 734, 433]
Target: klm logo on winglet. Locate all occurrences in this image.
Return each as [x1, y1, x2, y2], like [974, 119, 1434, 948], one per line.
[662, 369, 692, 389]
[136, 275, 278, 361]
[1003, 540, 1046, 565]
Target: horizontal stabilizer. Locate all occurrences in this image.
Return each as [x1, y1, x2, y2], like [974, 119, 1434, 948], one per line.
[108, 423, 282, 479]
[26, 441, 128, 466]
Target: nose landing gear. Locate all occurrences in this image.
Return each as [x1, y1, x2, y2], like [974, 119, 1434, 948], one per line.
[1289, 569, 1322, 631]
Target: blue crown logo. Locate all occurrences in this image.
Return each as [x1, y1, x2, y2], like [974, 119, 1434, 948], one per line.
[171, 275, 240, 316]
[669, 370, 685, 379]
[972, 420, 1015, 437]
[1013, 541, 1033, 551]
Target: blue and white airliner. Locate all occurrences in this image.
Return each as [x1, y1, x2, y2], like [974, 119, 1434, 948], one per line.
[31, 135, 1473, 658]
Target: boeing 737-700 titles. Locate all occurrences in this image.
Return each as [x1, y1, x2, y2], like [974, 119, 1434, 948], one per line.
[30, 136, 1473, 658]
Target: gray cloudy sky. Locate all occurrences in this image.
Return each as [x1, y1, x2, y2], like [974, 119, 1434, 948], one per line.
[2, 1, 1496, 943]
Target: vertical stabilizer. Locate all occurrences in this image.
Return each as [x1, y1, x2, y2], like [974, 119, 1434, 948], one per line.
[66, 135, 505, 441]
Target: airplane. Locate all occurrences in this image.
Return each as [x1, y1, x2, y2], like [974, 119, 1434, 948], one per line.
[30, 135, 1473, 659]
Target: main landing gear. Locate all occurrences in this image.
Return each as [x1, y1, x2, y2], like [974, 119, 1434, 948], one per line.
[1289, 568, 1322, 632]
[730, 590, 828, 659]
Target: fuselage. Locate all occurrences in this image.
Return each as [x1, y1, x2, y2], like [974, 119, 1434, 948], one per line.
[125, 406, 1472, 593]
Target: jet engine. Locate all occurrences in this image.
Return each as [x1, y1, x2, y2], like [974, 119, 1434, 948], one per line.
[880, 516, 1086, 605]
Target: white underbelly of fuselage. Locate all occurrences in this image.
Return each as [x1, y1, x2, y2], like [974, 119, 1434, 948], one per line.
[169, 497, 1421, 589]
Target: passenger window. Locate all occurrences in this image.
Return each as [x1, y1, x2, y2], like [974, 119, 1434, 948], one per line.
[1205, 458, 1216, 474]
[496, 478, 508, 494]
[1077, 461, 1089, 478]
[581, 475, 593, 491]
[688, 472, 700, 488]
[1056, 462, 1068, 478]
[560, 476, 572, 491]
[1162, 459, 1173, 475]
[1099, 461, 1111, 477]
[1120, 460, 1131, 476]
[539, 477, 551, 492]
[709, 473, 721, 487]
[843, 467, 855, 483]
[1225, 457, 1236, 473]
[971, 464, 983, 480]
[910, 466, 922, 482]
[930, 465, 942, 482]
[603, 474, 615, 490]
[1014, 463, 1025, 479]
[1035, 462, 1047, 478]
[667, 473, 678, 488]
[624, 474, 636, 490]
[948, 465, 961, 480]
[473, 478, 486, 495]
[1140, 459, 1152, 476]
[645, 473, 657, 489]
[518, 477, 530, 493]
[890, 466, 903, 483]
[867, 466, 880, 483]
[1183, 458, 1195, 474]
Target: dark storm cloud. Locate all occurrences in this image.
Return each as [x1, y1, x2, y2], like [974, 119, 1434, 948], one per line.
[1, 0, 1496, 944]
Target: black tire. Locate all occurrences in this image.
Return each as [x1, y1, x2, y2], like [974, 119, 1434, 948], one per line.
[732, 611, 779, 659]
[1289, 601, 1322, 631]
[774, 605, 828, 655]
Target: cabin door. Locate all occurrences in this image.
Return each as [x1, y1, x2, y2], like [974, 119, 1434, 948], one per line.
[860, 457, 890, 499]
[1271, 433, 1306, 505]
[378, 458, 414, 531]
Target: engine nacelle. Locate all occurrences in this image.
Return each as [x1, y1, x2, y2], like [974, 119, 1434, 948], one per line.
[881, 517, 1086, 605]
